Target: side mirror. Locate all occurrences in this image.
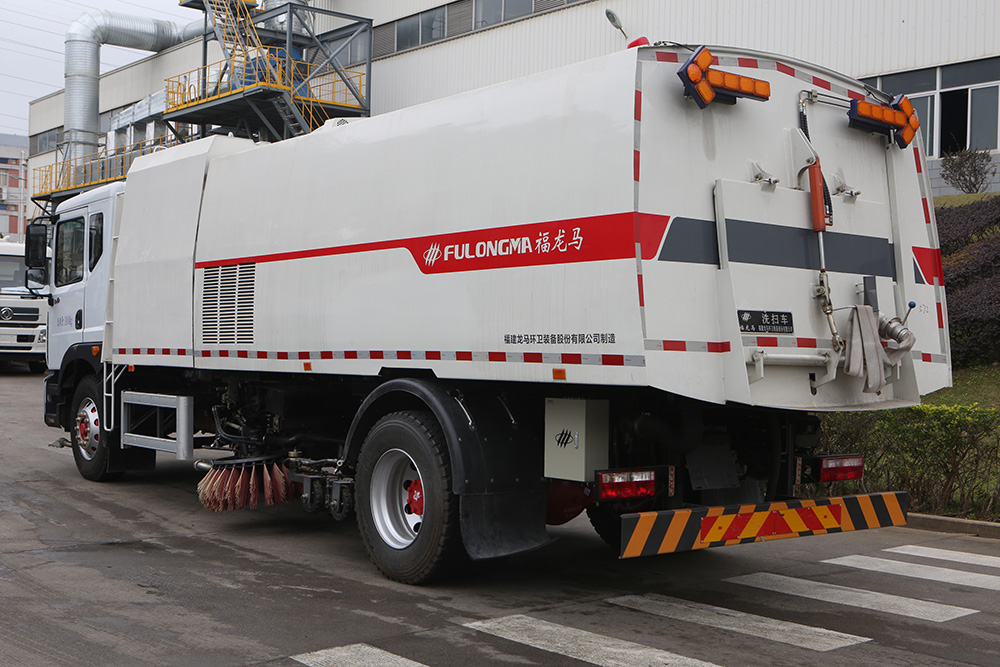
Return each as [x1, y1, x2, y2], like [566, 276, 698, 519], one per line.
[25, 222, 48, 269]
[25, 267, 47, 292]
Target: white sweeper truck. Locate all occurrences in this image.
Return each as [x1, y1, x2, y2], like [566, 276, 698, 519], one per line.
[24, 43, 950, 583]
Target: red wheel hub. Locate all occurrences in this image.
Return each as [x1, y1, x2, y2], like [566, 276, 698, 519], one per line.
[406, 478, 424, 516]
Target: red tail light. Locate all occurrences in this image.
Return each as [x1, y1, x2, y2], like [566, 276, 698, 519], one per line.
[596, 470, 656, 500]
[819, 455, 864, 482]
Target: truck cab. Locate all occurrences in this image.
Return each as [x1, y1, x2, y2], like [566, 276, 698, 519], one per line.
[0, 239, 47, 372]
[25, 182, 121, 424]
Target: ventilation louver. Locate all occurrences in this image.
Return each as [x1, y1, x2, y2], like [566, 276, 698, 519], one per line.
[202, 263, 255, 346]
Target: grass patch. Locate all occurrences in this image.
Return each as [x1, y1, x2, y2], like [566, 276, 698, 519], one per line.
[924, 365, 1000, 409]
[934, 192, 999, 208]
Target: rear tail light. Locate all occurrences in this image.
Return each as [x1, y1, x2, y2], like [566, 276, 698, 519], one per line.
[819, 455, 864, 482]
[596, 469, 656, 500]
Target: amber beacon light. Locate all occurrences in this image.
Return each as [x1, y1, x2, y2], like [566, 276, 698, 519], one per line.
[677, 46, 771, 109]
[847, 94, 920, 148]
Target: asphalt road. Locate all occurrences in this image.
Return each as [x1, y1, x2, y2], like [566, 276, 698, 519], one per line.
[2, 362, 999, 667]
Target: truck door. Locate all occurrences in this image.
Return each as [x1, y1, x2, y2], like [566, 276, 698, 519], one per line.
[49, 212, 88, 366]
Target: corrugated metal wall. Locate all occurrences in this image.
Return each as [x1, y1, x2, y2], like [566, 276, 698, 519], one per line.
[361, 0, 1000, 115]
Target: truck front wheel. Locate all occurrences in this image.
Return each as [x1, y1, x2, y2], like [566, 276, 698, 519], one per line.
[71, 376, 122, 482]
[356, 410, 464, 584]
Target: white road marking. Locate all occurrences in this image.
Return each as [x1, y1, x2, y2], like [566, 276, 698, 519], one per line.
[465, 614, 721, 666]
[727, 572, 977, 622]
[608, 594, 870, 652]
[885, 545, 1000, 569]
[824, 555, 1000, 591]
[291, 643, 427, 667]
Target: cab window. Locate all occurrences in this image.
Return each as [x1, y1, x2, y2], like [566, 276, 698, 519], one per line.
[55, 217, 85, 287]
[89, 212, 104, 271]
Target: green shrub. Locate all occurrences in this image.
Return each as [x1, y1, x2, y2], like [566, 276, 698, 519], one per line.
[819, 404, 1000, 520]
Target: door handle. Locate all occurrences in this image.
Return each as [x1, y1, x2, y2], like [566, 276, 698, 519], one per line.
[75, 309, 82, 330]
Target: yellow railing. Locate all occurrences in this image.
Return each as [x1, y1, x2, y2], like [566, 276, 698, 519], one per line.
[33, 134, 185, 198]
[165, 46, 365, 130]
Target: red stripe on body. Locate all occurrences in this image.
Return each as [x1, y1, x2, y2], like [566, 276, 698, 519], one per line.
[561, 353, 582, 365]
[655, 52, 679, 62]
[706, 341, 731, 353]
[397, 350, 412, 360]
[922, 198, 932, 224]
[320, 351, 333, 359]
[937, 302, 944, 328]
[524, 352, 543, 363]
[637, 275, 645, 307]
[425, 351, 441, 360]
[277, 352, 289, 360]
[797, 338, 817, 348]
[634, 90, 642, 121]
[602, 354, 625, 366]
[634, 150, 640, 182]
[238, 350, 249, 358]
[636, 213, 671, 260]
[812, 76, 831, 90]
[662, 340, 686, 351]
[757, 336, 778, 347]
[456, 351, 473, 361]
[737, 57, 758, 68]
[196, 213, 637, 275]
[488, 351, 506, 362]
[913, 146, 923, 173]
[370, 350, 384, 360]
[298, 352, 309, 360]
[922, 352, 932, 362]
[344, 351, 358, 359]
[848, 90, 865, 101]
[913, 246, 944, 285]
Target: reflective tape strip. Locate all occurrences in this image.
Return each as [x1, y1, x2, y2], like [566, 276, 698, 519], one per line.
[644, 339, 731, 353]
[114, 348, 645, 367]
[620, 492, 907, 558]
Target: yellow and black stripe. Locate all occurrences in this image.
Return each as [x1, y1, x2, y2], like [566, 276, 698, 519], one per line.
[619, 492, 907, 559]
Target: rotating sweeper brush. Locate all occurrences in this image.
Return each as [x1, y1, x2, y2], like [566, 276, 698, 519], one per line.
[195, 456, 301, 511]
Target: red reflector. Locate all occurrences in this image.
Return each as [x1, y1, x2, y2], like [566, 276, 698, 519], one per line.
[819, 455, 864, 482]
[597, 470, 656, 500]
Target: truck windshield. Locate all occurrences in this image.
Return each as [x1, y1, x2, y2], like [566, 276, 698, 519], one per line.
[0, 255, 26, 290]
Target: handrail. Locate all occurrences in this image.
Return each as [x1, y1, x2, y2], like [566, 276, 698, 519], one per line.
[164, 46, 365, 126]
[33, 133, 186, 198]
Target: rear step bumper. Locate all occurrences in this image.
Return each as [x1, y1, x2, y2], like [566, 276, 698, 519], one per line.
[619, 492, 907, 558]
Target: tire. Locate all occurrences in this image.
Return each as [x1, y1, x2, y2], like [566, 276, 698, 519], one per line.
[356, 410, 465, 584]
[70, 376, 123, 482]
[28, 360, 47, 374]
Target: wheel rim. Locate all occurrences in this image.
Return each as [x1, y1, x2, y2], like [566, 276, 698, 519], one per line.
[75, 397, 101, 461]
[370, 448, 424, 549]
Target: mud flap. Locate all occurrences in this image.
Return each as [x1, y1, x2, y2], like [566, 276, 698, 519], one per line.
[619, 491, 907, 558]
[460, 489, 552, 560]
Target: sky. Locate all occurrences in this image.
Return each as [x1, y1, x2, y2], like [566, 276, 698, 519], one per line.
[0, 0, 204, 136]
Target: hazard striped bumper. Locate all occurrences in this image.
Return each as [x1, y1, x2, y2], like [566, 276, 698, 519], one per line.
[619, 492, 907, 559]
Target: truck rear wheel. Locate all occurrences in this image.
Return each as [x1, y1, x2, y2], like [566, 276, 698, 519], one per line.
[71, 376, 122, 482]
[356, 410, 464, 584]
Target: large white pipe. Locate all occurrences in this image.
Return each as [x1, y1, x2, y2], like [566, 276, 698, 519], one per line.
[64, 11, 204, 163]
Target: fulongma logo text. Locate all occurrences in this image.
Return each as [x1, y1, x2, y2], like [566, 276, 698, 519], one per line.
[423, 228, 584, 268]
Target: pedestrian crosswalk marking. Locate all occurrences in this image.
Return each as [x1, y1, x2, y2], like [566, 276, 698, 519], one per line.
[885, 544, 1000, 570]
[824, 555, 1000, 591]
[609, 593, 870, 652]
[291, 643, 427, 667]
[465, 613, 721, 667]
[727, 572, 977, 622]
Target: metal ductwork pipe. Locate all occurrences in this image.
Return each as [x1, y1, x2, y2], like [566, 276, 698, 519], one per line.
[64, 11, 204, 163]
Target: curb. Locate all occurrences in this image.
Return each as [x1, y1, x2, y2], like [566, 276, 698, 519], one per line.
[906, 513, 1000, 540]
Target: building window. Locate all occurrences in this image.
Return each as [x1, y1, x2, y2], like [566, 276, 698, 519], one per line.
[421, 7, 446, 44]
[396, 15, 420, 50]
[870, 56, 1000, 157]
[504, 0, 532, 20]
[475, 0, 503, 27]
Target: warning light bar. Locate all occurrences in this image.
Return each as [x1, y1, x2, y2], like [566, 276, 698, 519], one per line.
[893, 94, 920, 148]
[677, 46, 771, 109]
[818, 455, 864, 482]
[596, 469, 656, 500]
[847, 95, 920, 148]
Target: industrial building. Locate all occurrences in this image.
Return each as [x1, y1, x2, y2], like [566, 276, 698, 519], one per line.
[23, 0, 1000, 230]
[0, 134, 29, 239]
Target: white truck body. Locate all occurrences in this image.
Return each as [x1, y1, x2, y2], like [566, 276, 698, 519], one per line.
[37, 45, 949, 583]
